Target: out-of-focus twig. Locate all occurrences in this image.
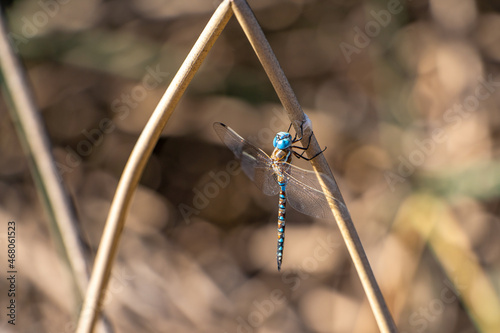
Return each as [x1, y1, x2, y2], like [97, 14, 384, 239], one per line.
[0, 7, 114, 333]
[399, 194, 500, 333]
[230, 0, 398, 332]
[0, 6, 90, 307]
[75, 1, 233, 332]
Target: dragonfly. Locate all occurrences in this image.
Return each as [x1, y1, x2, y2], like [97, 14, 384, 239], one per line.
[213, 122, 345, 271]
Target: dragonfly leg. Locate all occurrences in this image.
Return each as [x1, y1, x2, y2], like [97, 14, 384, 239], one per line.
[291, 126, 327, 161]
[291, 132, 311, 150]
[291, 120, 306, 143]
[291, 119, 315, 150]
[293, 145, 327, 161]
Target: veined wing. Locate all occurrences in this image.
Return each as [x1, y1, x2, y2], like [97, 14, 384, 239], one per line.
[213, 122, 279, 196]
[279, 163, 347, 219]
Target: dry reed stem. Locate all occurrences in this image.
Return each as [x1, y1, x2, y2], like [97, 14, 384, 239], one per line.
[75, 1, 233, 332]
[230, 0, 398, 332]
[0, 7, 90, 307]
[0, 10, 114, 333]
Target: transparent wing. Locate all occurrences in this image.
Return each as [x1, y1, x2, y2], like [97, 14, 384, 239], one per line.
[213, 122, 279, 196]
[280, 163, 347, 220]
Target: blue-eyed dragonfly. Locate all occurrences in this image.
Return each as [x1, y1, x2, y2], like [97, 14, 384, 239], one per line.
[213, 122, 345, 270]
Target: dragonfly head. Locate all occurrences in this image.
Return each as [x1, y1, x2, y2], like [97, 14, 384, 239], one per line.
[273, 132, 292, 149]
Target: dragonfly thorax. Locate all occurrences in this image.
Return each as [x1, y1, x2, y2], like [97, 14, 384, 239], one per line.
[273, 132, 292, 150]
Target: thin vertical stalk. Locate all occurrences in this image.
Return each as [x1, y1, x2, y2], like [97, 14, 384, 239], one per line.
[0, 7, 89, 306]
[230, 0, 398, 332]
[75, 1, 233, 332]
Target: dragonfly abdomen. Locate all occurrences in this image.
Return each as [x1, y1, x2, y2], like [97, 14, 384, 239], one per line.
[277, 183, 287, 271]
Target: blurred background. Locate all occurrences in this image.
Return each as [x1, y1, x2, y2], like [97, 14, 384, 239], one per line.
[0, 0, 499, 332]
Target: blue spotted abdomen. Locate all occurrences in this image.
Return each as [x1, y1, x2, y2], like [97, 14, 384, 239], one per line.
[276, 184, 286, 271]
[272, 147, 292, 271]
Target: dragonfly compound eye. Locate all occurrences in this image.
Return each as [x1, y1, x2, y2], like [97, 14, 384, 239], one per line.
[274, 132, 292, 149]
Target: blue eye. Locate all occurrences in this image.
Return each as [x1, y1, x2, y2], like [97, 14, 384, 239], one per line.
[277, 138, 290, 149]
[273, 132, 292, 149]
